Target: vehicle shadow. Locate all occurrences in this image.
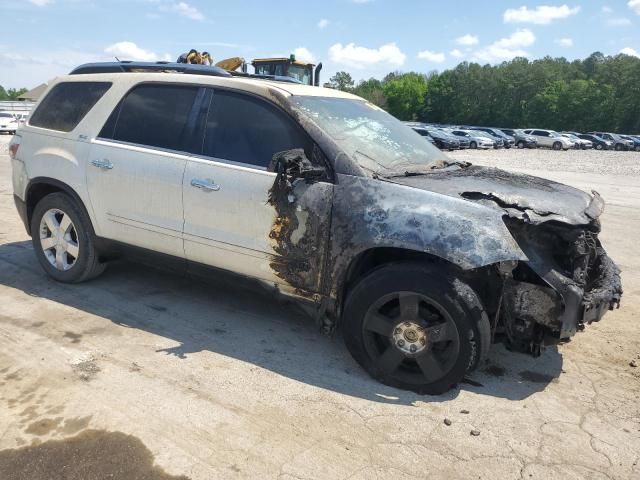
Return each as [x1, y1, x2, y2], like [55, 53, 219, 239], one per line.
[0, 241, 563, 405]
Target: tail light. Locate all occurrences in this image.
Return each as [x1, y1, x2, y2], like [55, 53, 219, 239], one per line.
[9, 135, 20, 160]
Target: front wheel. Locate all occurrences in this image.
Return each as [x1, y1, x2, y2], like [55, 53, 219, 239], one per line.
[615, 144, 623, 151]
[31, 193, 105, 283]
[552, 142, 562, 151]
[342, 264, 490, 394]
[470, 141, 477, 149]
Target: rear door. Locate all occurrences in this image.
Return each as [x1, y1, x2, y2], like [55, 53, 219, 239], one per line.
[532, 130, 551, 147]
[87, 83, 204, 257]
[182, 88, 333, 295]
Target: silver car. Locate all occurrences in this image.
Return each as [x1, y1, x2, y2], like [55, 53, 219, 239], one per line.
[446, 129, 494, 149]
[560, 133, 592, 150]
[522, 129, 573, 150]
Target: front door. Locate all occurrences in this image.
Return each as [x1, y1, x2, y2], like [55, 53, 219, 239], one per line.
[182, 88, 332, 295]
[86, 83, 203, 257]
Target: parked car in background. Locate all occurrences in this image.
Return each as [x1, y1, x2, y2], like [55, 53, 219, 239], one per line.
[577, 133, 612, 150]
[589, 132, 633, 151]
[436, 128, 470, 149]
[620, 135, 640, 152]
[500, 128, 538, 149]
[448, 129, 494, 149]
[471, 130, 500, 149]
[467, 127, 514, 149]
[560, 132, 592, 150]
[0, 112, 19, 135]
[522, 129, 573, 150]
[407, 124, 460, 151]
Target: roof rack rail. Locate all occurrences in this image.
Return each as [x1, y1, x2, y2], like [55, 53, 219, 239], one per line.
[227, 70, 302, 84]
[69, 61, 232, 78]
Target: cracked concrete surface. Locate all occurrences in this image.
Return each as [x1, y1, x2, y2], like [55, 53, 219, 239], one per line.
[0, 139, 639, 479]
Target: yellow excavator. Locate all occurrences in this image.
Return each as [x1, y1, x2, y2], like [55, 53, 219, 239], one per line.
[215, 54, 322, 86]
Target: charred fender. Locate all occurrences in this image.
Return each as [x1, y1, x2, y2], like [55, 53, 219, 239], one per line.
[329, 174, 527, 299]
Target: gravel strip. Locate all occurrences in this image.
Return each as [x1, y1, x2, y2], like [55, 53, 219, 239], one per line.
[451, 147, 640, 177]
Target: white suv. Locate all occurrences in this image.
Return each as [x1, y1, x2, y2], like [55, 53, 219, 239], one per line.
[10, 62, 622, 394]
[521, 129, 573, 150]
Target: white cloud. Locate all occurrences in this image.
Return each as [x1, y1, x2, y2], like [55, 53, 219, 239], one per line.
[456, 34, 479, 46]
[104, 42, 170, 62]
[504, 5, 581, 24]
[450, 49, 465, 58]
[473, 29, 536, 63]
[607, 17, 632, 25]
[602, 5, 613, 13]
[293, 47, 316, 63]
[556, 37, 574, 47]
[159, 2, 204, 21]
[317, 18, 329, 29]
[620, 47, 640, 57]
[328, 42, 406, 69]
[629, 0, 640, 15]
[417, 50, 446, 63]
[29, 0, 53, 6]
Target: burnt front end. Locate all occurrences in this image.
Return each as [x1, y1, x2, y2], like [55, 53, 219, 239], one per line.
[499, 219, 622, 355]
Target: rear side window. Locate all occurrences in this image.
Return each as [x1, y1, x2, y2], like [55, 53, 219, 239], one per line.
[29, 82, 111, 132]
[202, 89, 310, 168]
[100, 84, 200, 152]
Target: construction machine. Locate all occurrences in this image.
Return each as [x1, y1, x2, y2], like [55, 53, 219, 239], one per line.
[215, 54, 322, 86]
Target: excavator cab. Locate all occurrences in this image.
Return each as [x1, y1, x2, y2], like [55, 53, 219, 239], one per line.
[251, 55, 322, 86]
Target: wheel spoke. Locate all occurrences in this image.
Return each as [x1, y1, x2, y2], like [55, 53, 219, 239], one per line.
[43, 211, 59, 233]
[399, 293, 420, 321]
[426, 323, 455, 343]
[365, 312, 393, 337]
[375, 345, 405, 376]
[59, 214, 72, 234]
[55, 247, 66, 270]
[415, 351, 446, 383]
[40, 237, 56, 250]
[65, 241, 79, 259]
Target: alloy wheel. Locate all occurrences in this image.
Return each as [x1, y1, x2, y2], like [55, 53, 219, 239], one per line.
[362, 292, 460, 385]
[39, 208, 80, 271]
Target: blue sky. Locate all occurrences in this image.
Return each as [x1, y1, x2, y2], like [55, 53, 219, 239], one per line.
[1, 0, 639, 88]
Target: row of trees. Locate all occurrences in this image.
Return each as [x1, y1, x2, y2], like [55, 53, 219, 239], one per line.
[327, 52, 640, 134]
[0, 86, 28, 101]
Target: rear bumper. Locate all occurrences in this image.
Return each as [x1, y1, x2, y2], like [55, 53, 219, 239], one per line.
[13, 194, 29, 235]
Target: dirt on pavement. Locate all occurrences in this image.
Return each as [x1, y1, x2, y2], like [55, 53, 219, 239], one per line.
[0, 137, 639, 479]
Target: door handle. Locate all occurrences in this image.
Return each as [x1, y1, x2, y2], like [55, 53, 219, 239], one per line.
[191, 178, 220, 192]
[90, 159, 114, 170]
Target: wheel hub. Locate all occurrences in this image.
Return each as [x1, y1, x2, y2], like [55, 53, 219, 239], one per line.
[393, 321, 427, 354]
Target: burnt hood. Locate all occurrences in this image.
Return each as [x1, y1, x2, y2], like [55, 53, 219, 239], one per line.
[392, 165, 604, 225]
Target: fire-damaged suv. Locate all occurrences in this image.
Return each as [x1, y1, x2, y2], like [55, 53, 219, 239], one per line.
[10, 62, 622, 394]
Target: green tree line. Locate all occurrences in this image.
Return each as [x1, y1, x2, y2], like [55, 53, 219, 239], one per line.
[0, 86, 28, 101]
[328, 52, 640, 134]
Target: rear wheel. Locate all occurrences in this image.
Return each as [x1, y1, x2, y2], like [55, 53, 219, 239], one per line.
[342, 263, 490, 394]
[595, 144, 603, 150]
[552, 142, 562, 151]
[517, 141, 525, 149]
[635, 146, 640, 152]
[30, 193, 105, 283]
[470, 141, 477, 149]
[615, 144, 623, 151]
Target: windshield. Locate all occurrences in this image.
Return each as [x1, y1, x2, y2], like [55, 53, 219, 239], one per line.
[290, 96, 449, 174]
[0, 113, 15, 119]
[288, 64, 311, 85]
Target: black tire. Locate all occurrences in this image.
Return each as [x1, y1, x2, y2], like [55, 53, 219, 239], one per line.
[595, 144, 603, 150]
[30, 192, 105, 283]
[470, 141, 477, 149]
[342, 263, 490, 395]
[517, 141, 525, 149]
[635, 146, 640, 152]
[552, 142, 562, 151]
[615, 144, 623, 151]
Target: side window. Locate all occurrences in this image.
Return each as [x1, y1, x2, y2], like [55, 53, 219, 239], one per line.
[202, 89, 310, 169]
[534, 130, 548, 137]
[29, 82, 111, 132]
[100, 84, 200, 152]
